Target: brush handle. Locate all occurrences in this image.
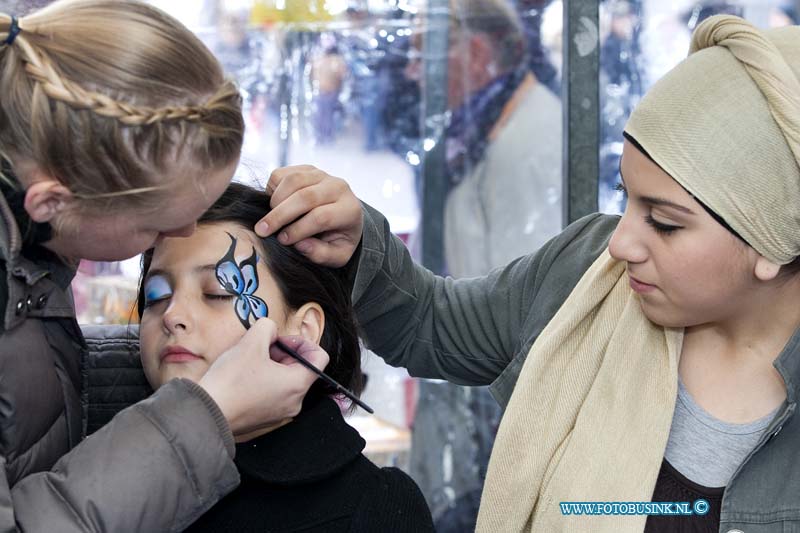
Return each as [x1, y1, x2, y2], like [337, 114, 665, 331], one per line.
[274, 340, 374, 414]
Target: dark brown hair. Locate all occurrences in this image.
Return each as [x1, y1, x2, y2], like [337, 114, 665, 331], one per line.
[137, 182, 364, 405]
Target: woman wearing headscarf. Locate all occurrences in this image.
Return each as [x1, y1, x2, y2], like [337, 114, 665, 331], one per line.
[260, 14, 800, 533]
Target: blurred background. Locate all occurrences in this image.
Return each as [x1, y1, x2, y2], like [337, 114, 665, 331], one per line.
[4, 0, 797, 530]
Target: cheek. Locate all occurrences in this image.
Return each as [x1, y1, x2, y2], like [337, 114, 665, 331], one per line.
[138, 317, 163, 386]
[661, 252, 716, 302]
[662, 243, 748, 315]
[204, 312, 250, 362]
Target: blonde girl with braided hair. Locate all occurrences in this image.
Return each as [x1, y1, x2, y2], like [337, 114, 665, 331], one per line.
[258, 13, 800, 533]
[0, 1, 329, 530]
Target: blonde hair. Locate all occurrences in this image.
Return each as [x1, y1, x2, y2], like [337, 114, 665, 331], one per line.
[0, 0, 244, 212]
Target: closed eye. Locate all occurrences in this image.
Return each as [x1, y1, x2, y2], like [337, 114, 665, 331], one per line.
[143, 274, 173, 309]
[143, 295, 170, 309]
[206, 294, 235, 301]
[644, 215, 682, 235]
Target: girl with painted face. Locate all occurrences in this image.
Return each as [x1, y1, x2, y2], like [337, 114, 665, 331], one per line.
[136, 182, 434, 532]
[0, 1, 326, 530]
[259, 14, 800, 533]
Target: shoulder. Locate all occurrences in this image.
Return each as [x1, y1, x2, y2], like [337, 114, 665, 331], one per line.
[547, 213, 619, 263]
[516, 84, 562, 131]
[0, 259, 6, 334]
[488, 85, 561, 166]
[505, 213, 618, 288]
[496, 213, 618, 329]
[530, 213, 618, 297]
[349, 464, 434, 532]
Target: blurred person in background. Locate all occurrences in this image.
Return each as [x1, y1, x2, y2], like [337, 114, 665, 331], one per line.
[400, 0, 563, 529]
[403, 0, 563, 279]
[342, 6, 394, 152]
[312, 39, 347, 145]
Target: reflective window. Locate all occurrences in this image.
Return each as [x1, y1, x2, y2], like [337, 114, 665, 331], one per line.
[598, 0, 798, 214]
[431, 0, 564, 278]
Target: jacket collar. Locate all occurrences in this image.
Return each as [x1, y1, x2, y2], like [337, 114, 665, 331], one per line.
[1, 191, 76, 331]
[775, 326, 800, 405]
[234, 396, 365, 486]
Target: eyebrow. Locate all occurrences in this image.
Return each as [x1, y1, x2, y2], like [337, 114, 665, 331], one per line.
[619, 167, 696, 215]
[144, 264, 217, 282]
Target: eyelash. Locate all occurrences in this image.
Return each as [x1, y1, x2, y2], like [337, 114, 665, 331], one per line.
[615, 182, 681, 235]
[206, 294, 234, 302]
[143, 293, 233, 309]
[644, 215, 681, 235]
[143, 296, 170, 309]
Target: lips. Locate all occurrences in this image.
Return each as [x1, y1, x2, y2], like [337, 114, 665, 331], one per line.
[628, 273, 656, 294]
[160, 345, 202, 363]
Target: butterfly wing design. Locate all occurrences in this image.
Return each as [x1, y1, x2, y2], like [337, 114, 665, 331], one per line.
[238, 248, 269, 323]
[215, 233, 269, 329]
[215, 234, 245, 295]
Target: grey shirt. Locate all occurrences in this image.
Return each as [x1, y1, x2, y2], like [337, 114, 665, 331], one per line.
[664, 378, 777, 488]
[444, 83, 563, 278]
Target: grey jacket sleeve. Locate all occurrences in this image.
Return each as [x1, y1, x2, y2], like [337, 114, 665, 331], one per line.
[352, 202, 616, 386]
[4, 379, 239, 533]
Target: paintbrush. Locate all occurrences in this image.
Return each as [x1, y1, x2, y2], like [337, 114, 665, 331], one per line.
[274, 339, 374, 414]
[214, 234, 373, 414]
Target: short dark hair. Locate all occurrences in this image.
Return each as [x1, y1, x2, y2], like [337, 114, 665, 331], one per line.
[136, 182, 364, 405]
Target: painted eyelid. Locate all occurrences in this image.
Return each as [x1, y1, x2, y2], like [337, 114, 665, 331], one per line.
[645, 215, 681, 231]
[648, 208, 684, 227]
[144, 275, 172, 303]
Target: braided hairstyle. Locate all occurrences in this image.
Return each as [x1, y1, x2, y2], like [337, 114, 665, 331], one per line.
[0, 0, 243, 212]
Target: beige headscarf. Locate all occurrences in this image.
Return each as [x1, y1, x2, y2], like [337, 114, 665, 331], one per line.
[476, 15, 800, 533]
[627, 16, 800, 264]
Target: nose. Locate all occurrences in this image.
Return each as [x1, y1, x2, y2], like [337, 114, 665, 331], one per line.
[162, 295, 193, 335]
[161, 221, 197, 239]
[608, 209, 648, 265]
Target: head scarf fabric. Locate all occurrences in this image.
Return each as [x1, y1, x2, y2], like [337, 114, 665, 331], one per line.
[476, 15, 800, 532]
[476, 250, 682, 532]
[626, 15, 800, 264]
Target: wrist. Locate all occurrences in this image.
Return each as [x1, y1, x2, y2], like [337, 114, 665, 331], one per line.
[177, 378, 236, 458]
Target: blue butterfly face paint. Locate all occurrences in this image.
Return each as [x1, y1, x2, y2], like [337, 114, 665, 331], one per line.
[215, 233, 269, 330]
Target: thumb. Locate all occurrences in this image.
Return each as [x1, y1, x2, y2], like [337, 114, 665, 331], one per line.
[270, 335, 330, 372]
[239, 318, 279, 355]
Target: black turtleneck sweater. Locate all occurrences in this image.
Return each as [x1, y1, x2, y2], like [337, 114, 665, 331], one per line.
[184, 396, 434, 532]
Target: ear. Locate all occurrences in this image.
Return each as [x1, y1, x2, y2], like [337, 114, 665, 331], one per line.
[469, 33, 495, 77]
[754, 255, 781, 282]
[23, 180, 72, 223]
[289, 302, 325, 345]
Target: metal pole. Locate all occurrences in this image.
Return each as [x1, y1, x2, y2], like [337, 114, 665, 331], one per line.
[563, 0, 600, 224]
[420, 0, 449, 273]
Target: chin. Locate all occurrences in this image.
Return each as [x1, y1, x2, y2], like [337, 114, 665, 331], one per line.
[639, 304, 690, 329]
[160, 368, 204, 386]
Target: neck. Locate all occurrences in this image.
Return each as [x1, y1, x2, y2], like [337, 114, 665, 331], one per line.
[488, 72, 537, 141]
[38, 237, 80, 267]
[685, 276, 800, 365]
[679, 276, 800, 422]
